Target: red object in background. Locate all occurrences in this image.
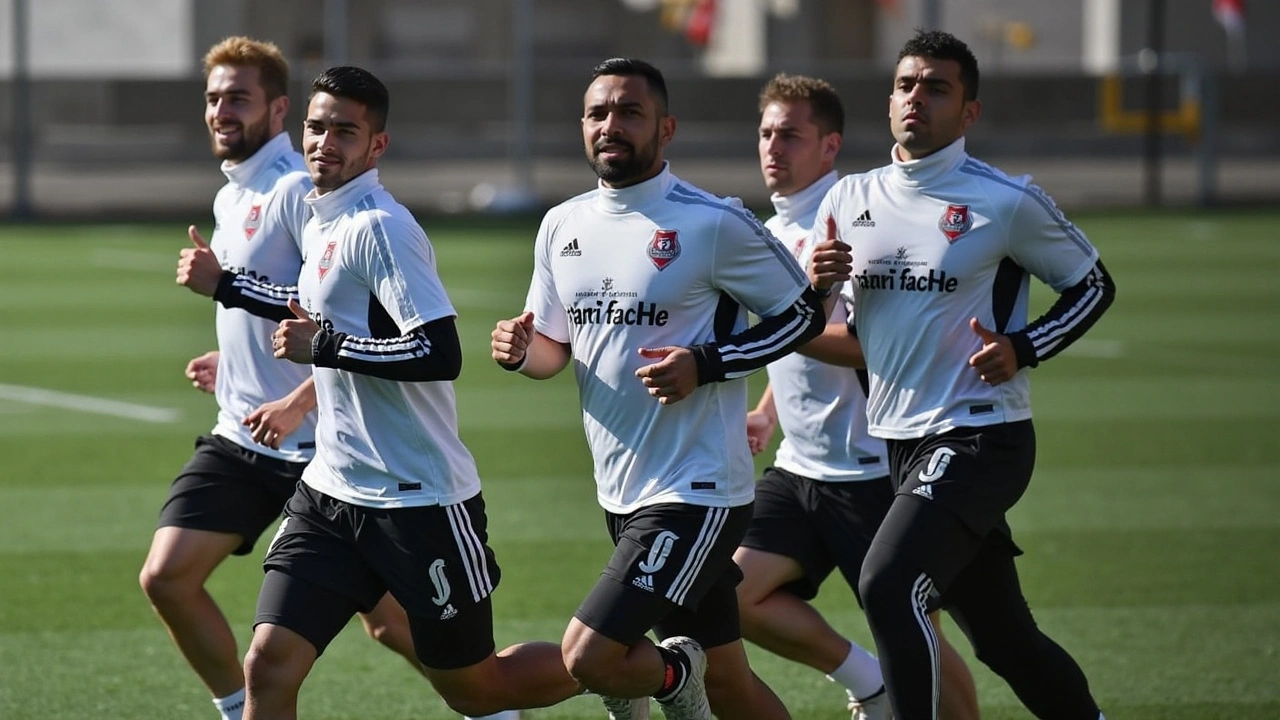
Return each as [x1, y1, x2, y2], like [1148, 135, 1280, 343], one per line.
[1212, 0, 1245, 32]
[685, 0, 716, 46]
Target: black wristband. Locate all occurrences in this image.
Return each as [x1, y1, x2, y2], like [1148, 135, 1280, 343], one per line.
[1007, 331, 1039, 369]
[688, 343, 724, 385]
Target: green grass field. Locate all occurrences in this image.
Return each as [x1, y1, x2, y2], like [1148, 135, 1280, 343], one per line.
[1, 210, 1277, 719]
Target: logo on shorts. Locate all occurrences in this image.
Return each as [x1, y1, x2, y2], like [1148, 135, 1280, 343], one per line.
[647, 229, 681, 271]
[918, 447, 957, 484]
[939, 204, 973, 242]
[631, 574, 656, 592]
[439, 603, 458, 620]
[265, 517, 290, 555]
[428, 558, 451, 607]
[638, 531, 678, 573]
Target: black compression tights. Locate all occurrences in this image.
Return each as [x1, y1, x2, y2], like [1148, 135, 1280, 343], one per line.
[858, 498, 1101, 720]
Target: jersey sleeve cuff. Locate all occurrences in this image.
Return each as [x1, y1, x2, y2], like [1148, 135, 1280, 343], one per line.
[689, 343, 723, 385]
[311, 330, 345, 368]
[1007, 331, 1039, 369]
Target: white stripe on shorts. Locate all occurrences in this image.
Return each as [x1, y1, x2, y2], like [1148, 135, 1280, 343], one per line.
[666, 507, 729, 606]
[446, 503, 494, 602]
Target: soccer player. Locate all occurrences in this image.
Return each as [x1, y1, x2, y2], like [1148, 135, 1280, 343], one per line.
[490, 57, 825, 720]
[207, 65, 579, 720]
[807, 31, 1115, 720]
[140, 37, 423, 720]
[734, 73, 980, 720]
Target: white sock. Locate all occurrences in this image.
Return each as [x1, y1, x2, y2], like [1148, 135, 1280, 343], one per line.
[212, 688, 245, 720]
[826, 641, 884, 700]
[463, 712, 521, 720]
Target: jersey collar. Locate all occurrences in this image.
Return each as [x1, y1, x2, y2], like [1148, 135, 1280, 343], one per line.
[770, 170, 838, 226]
[595, 162, 673, 214]
[305, 168, 382, 223]
[889, 136, 968, 187]
[220, 132, 294, 187]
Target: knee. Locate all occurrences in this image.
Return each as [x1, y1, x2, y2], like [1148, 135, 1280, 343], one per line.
[436, 687, 498, 718]
[243, 630, 308, 694]
[360, 615, 390, 645]
[561, 630, 619, 689]
[138, 561, 188, 604]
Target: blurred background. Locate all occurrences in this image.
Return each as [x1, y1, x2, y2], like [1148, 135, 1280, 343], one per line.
[1, 0, 1278, 218]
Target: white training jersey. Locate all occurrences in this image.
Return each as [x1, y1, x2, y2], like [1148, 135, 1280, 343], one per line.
[525, 164, 810, 514]
[296, 169, 481, 508]
[814, 137, 1100, 439]
[763, 171, 888, 482]
[208, 132, 315, 463]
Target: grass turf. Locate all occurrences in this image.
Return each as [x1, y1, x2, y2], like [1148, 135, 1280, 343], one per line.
[0, 209, 1277, 718]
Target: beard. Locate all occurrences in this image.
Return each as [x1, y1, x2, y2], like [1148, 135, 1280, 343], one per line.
[586, 136, 660, 187]
[210, 113, 273, 162]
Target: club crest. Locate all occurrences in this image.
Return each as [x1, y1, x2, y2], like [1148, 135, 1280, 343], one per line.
[243, 204, 262, 240]
[647, 229, 681, 271]
[939, 204, 972, 242]
[791, 236, 807, 259]
[318, 240, 337, 280]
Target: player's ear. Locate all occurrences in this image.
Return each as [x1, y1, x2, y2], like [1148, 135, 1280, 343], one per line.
[658, 115, 677, 148]
[270, 94, 290, 129]
[961, 98, 982, 130]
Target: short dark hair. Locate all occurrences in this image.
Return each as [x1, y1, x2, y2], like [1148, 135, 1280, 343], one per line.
[590, 57, 669, 116]
[897, 30, 980, 101]
[310, 66, 390, 132]
[758, 73, 845, 137]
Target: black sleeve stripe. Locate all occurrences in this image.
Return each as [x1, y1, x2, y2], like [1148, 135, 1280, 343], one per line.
[720, 301, 815, 370]
[228, 276, 294, 306]
[336, 327, 433, 363]
[1020, 263, 1115, 364]
[721, 294, 822, 380]
[1027, 281, 1106, 356]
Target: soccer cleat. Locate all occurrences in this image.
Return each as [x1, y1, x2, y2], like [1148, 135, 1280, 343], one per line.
[847, 685, 891, 720]
[654, 636, 711, 720]
[464, 713, 521, 720]
[601, 695, 650, 719]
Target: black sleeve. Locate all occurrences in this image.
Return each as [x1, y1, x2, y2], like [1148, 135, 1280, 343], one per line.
[310, 315, 462, 382]
[213, 272, 297, 322]
[1007, 260, 1116, 369]
[688, 286, 826, 385]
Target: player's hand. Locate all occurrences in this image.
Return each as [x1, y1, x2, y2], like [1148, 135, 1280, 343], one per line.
[968, 318, 1017, 386]
[491, 311, 535, 367]
[243, 397, 306, 450]
[807, 215, 852, 293]
[746, 410, 776, 456]
[184, 350, 220, 393]
[634, 346, 698, 405]
[273, 299, 319, 364]
[176, 225, 225, 297]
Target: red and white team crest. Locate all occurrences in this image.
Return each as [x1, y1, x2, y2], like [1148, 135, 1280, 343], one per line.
[791, 236, 807, 259]
[939, 204, 972, 242]
[647, 229, 681, 271]
[243, 205, 262, 240]
[317, 240, 337, 280]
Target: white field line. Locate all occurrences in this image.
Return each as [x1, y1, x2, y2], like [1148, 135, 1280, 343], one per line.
[1062, 339, 1124, 359]
[0, 383, 180, 423]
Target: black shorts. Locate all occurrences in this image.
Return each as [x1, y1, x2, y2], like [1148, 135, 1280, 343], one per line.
[255, 482, 499, 669]
[156, 434, 306, 556]
[888, 421, 1034, 549]
[739, 467, 893, 604]
[575, 503, 752, 650]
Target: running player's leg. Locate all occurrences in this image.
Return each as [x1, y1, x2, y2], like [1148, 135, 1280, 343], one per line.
[944, 538, 1101, 720]
[565, 503, 754, 715]
[244, 485, 381, 720]
[358, 593, 426, 676]
[662, 569, 790, 720]
[930, 612, 981, 720]
[369, 493, 578, 717]
[734, 469, 883, 706]
[139, 435, 300, 710]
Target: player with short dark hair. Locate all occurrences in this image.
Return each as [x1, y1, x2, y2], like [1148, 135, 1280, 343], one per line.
[733, 72, 980, 720]
[492, 57, 825, 720]
[808, 30, 1114, 720]
[144, 37, 426, 720]
[198, 65, 579, 720]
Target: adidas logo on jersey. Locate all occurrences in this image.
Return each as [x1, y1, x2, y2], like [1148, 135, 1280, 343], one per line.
[850, 210, 876, 227]
[439, 603, 458, 620]
[560, 238, 582, 257]
[631, 574, 655, 592]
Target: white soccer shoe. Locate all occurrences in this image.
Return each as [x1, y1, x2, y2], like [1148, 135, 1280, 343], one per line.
[654, 636, 711, 720]
[847, 686, 891, 720]
[601, 695, 651, 719]
[464, 712, 521, 720]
